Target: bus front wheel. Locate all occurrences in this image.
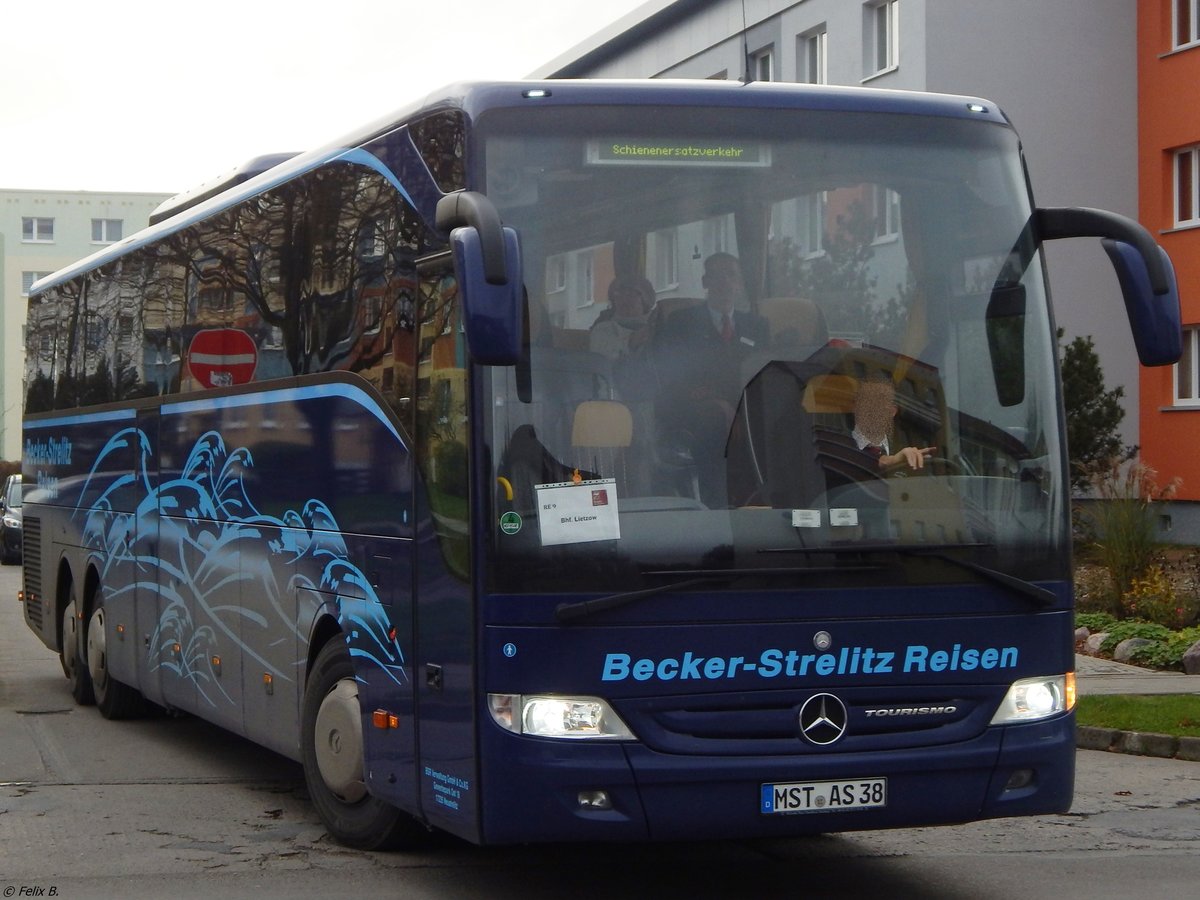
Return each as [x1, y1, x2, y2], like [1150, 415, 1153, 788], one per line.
[301, 638, 424, 850]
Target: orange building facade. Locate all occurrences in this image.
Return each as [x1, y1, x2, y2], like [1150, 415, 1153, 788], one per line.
[1139, 0, 1200, 515]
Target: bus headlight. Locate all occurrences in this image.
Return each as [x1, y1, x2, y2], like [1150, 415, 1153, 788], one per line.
[990, 674, 1075, 725]
[488, 693, 634, 740]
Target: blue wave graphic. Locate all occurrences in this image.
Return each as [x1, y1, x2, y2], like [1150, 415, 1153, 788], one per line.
[73, 427, 407, 709]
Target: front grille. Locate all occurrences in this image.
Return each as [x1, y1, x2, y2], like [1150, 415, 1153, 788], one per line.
[614, 684, 1002, 755]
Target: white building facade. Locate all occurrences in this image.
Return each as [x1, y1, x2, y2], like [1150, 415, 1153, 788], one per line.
[1, 189, 170, 460]
[535, 0, 1142, 447]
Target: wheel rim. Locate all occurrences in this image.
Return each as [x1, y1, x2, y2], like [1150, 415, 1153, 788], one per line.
[62, 602, 79, 678]
[86, 606, 108, 688]
[314, 678, 367, 803]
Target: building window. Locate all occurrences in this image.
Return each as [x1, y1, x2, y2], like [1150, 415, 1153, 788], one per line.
[872, 185, 901, 241]
[546, 255, 567, 294]
[864, 0, 899, 79]
[1175, 327, 1200, 404]
[800, 192, 827, 257]
[649, 229, 679, 292]
[1175, 146, 1200, 227]
[798, 28, 828, 85]
[752, 47, 774, 82]
[1176, 0, 1200, 49]
[21, 272, 52, 295]
[91, 218, 123, 243]
[22, 217, 54, 242]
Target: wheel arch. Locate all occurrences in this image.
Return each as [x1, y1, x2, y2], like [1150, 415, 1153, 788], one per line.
[307, 611, 344, 688]
[81, 559, 103, 619]
[53, 554, 76, 653]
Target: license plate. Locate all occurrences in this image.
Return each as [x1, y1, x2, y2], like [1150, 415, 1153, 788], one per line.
[761, 778, 887, 814]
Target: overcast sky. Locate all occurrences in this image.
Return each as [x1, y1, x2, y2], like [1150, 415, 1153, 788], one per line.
[1, 0, 648, 195]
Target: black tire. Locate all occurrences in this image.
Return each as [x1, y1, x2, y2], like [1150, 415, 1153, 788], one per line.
[60, 582, 95, 706]
[301, 639, 424, 850]
[85, 587, 146, 720]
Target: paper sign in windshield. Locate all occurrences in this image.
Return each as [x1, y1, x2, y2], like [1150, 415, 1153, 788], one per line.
[536, 478, 620, 546]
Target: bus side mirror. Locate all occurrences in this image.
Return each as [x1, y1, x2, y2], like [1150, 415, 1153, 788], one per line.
[437, 191, 524, 366]
[1037, 207, 1182, 368]
[1101, 239, 1183, 367]
[448, 225, 524, 365]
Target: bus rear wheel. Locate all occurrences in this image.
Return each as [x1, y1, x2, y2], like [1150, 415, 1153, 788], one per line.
[301, 639, 424, 850]
[85, 593, 146, 719]
[60, 587, 94, 706]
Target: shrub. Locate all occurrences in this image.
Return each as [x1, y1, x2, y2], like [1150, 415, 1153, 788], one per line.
[1124, 625, 1200, 671]
[1074, 566, 1118, 615]
[1083, 459, 1180, 618]
[1097, 620, 1172, 654]
[1075, 611, 1119, 633]
[1122, 565, 1200, 629]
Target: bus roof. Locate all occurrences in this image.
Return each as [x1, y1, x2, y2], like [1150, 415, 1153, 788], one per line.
[30, 79, 1010, 297]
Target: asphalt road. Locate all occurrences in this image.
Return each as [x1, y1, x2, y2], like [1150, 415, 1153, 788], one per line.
[1, 563, 1197, 899]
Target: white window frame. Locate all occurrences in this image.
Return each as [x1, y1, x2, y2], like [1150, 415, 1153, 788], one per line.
[649, 229, 679, 293]
[798, 27, 828, 85]
[573, 249, 596, 310]
[545, 255, 567, 294]
[22, 217, 54, 243]
[1175, 146, 1200, 227]
[1175, 326, 1200, 406]
[91, 218, 123, 244]
[752, 46, 774, 82]
[799, 192, 828, 259]
[864, 0, 899, 80]
[871, 185, 901, 243]
[21, 271, 52, 296]
[1175, 0, 1200, 50]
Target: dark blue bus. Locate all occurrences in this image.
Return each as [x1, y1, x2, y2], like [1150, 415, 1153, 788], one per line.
[20, 80, 1181, 849]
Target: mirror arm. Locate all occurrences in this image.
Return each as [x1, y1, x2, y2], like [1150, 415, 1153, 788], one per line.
[436, 191, 509, 285]
[1036, 207, 1169, 295]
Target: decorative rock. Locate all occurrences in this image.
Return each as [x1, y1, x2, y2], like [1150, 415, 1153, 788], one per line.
[1113, 637, 1157, 663]
[1183, 639, 1200, 675]
[1084, 632, 1108, 655]
[1075, 627, 1090, 644]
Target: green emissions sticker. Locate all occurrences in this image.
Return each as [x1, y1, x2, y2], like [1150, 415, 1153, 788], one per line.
[499, 511, 523, 535]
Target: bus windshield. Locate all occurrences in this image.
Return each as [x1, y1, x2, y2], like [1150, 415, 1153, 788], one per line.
[479, 104, 1065, 595]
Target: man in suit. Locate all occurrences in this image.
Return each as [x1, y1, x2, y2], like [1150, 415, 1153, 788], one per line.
[656, 253, 770, 350]
[654, 253, 770, 506]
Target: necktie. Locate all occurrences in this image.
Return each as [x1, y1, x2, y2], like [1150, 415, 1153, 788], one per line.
[720, 314, 733, 342]
[866, 445, 884, 459]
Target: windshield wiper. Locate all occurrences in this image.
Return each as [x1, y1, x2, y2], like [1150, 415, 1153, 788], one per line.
[760, 542, 1056, 608]
[554, 564, 880, 623]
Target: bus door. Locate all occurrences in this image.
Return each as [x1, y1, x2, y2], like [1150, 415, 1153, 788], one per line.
[410, 254, 481, 840]
[129, 407, 183, 713]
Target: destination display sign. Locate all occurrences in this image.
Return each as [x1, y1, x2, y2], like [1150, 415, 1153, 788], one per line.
[586, 139, 771, 167]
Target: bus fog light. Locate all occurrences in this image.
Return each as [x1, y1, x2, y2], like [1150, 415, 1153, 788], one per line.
[577, 790, 612, 809]
[488, 693, 633, 739]
[990, 675, 1072, 724]
[1005, 768, 1035, 790]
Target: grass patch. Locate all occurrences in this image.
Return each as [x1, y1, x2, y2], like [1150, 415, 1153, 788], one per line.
[1076, 695, 1200, 738]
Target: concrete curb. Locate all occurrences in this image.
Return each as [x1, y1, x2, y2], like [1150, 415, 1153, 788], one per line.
[1077, 725, 1200, 762]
